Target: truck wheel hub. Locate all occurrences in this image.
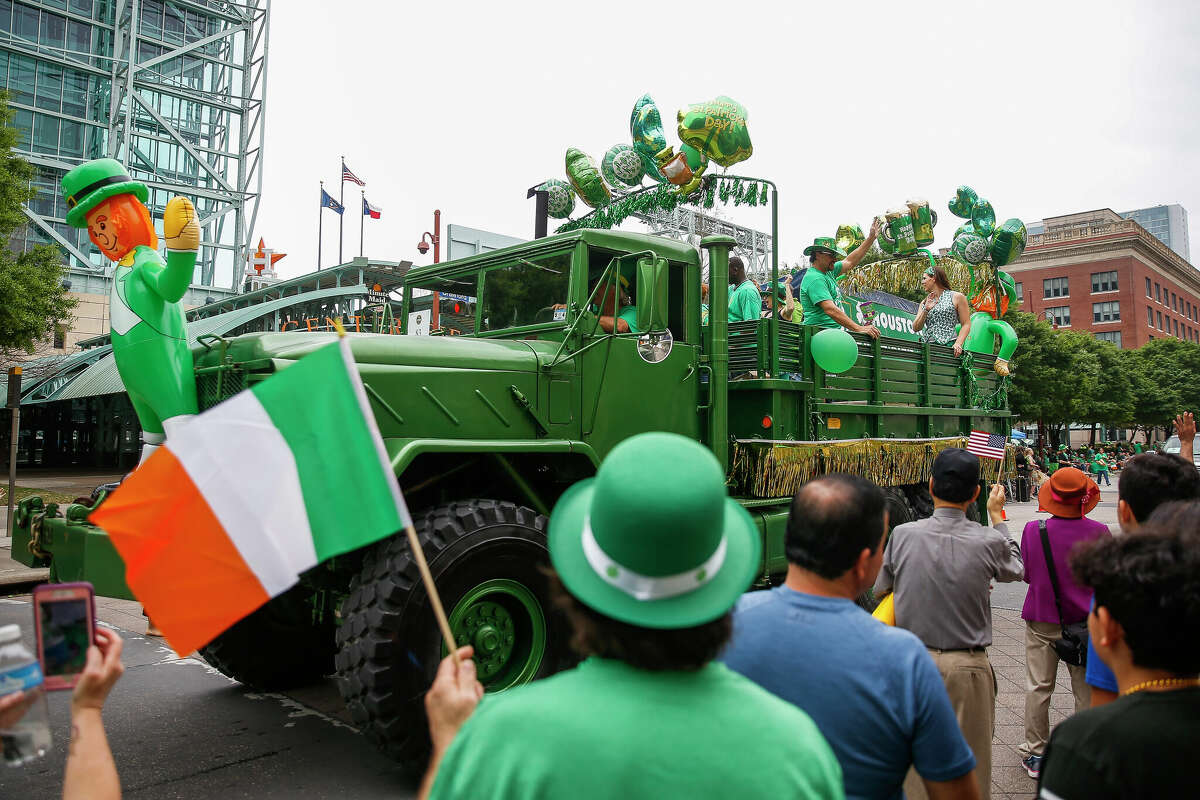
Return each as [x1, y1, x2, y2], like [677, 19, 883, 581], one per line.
[447, 579, 545, 691]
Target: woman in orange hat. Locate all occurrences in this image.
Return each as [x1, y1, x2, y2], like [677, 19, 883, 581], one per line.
[1016, 467, 1110, 778]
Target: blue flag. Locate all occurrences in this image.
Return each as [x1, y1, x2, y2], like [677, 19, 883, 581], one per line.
[320, 189, 344, 215]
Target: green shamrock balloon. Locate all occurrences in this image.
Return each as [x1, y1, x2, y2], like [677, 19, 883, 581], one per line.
[953, 222, 975, 240]
[677, 95, 753, 169]
[565, 148, 611, 209]
[948, 185, 979, 218]
[681, 143, 708, 172]
[971, 198, 996, 238]
[990, 218, 1028, 267]
[630, 94, 668, 183]
[602, 144, 644, 188]
[538, 178, 575, 219]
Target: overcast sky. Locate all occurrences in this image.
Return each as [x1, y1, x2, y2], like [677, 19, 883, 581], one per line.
[257, 0, 1200, 281]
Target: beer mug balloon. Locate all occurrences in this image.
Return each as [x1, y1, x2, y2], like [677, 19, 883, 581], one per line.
[879, 207, 918, 255]
[906, 198, 937, 246]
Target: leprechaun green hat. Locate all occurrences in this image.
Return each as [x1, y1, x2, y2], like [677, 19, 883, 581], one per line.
[61, 158, 148, 229]
[548, 432, 759, 629]
[803, 236, 847, 258]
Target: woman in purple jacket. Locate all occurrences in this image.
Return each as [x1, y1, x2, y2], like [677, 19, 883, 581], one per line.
[1018, 467, 1109, 779]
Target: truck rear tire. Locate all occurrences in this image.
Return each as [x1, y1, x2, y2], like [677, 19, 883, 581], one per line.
[334, 499, 569, 770]
[199, 585, 336, 689]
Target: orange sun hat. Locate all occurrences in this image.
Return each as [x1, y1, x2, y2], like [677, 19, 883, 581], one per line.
[1037, 467, 1100, 519]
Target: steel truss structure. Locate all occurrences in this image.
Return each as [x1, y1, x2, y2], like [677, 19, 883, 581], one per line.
[12, 0, 269, 292]
[635, 205, 774, 284]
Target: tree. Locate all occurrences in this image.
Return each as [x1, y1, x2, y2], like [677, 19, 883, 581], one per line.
[1007, 311, 1096, 445]
[1074, 336, 1133, 441]
[0, 91, 76, 361]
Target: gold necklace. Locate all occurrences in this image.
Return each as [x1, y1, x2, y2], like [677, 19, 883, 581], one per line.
[1120, 677, 1200, 696]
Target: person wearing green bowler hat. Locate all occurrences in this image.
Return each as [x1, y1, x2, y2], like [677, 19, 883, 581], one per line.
[419, 433, 843, 800]
[61, 158, 201, 465]
[800, 218, 881, 337]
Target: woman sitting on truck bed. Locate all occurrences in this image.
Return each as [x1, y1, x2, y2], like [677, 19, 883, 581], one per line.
[912, 264, 971, 355]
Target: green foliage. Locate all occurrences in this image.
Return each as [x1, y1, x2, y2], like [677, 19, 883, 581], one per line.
[1008, 309, 1200, 435]
[0, 92, 75, 358]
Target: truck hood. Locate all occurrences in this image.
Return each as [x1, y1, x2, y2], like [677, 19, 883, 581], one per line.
[208, 331, 556, 372]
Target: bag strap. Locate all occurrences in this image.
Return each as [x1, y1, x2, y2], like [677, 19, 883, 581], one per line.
[1038, 520, 1068, 627]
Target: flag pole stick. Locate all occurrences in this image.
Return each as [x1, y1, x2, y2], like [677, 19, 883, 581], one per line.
[317, 181, 324, 271]
[332, 317, 459, 666]
[338, 156, 345, 265]
[360, 190, 365, 258]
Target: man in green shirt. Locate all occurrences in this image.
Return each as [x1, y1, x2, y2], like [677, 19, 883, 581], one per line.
[799, 219, 881, 338]
[420, 433, 844, 800]
[727, 255, 761, 322]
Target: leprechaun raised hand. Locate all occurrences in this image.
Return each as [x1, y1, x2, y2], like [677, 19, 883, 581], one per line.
[62, 158, 200, 463]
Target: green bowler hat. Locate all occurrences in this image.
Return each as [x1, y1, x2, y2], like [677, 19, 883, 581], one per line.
[803, 236, 847, 258]
[61, 158, 148, 229]
[548, 432, 760, 629]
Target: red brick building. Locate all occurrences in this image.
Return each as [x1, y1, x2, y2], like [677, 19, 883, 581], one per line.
[1009, 209, 1200, 349]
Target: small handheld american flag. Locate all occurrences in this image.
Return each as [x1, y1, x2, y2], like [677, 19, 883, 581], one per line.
[968, 430, 1008, 521]
[967, 430, 1007, 461]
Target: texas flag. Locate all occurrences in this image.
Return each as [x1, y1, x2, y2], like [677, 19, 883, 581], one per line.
[363, 197, 382, 219]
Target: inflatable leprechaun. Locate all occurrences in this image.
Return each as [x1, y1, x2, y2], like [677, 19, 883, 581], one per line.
[62, 158, 201, 463]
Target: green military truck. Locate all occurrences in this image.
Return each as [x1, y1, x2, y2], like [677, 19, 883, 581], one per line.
[12, 229, 1011, 766]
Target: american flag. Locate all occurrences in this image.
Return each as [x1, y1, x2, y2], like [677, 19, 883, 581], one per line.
[342, 163, 365, 186]
[967, 430, 1007, 461]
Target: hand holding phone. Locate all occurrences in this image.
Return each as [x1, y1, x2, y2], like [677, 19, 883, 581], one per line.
[33, 583, 96, 691]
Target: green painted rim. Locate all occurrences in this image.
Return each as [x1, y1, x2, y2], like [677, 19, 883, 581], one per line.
[445, 578, 546, 692]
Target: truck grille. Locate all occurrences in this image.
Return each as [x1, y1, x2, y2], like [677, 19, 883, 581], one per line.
[196, 367, 247, 411]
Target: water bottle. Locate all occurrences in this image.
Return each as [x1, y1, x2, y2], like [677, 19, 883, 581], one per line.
[0, 623, 52, 766]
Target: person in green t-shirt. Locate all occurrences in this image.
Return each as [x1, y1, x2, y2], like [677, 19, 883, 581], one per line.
[419, 433, 845, 800]
[727, 255, 762, 322]
[799, 218, 882, 338]
[554, 278, 639, 333]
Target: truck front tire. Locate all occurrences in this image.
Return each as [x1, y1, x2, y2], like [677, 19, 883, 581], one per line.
[334, 499, 570, 770]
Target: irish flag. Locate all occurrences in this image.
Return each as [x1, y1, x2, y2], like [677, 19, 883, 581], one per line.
[91, 336, 410, 656]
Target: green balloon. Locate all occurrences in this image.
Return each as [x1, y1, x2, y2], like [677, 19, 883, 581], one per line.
[565, 147, 611, 209]
[971, 199, 996, 238]
[811, 327, 859, 374]
[677, 95, 753, 168]
[601, 144, 644, 188]
[990, 218, 1028, 267]
[953, 222, 974, 241]
[835, 224, 865, 256]
[952, 233, 988, 265]
[538, 178, 575, 219]
[948, 185, 978, 218]
[630, 94, 667, 183]
[680, 143, 708, 172]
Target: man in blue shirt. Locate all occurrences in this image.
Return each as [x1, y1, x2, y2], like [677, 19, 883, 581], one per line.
[722, 474, 979, 800]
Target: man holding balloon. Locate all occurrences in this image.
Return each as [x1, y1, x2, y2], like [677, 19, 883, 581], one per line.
[799, 218, 882, 339]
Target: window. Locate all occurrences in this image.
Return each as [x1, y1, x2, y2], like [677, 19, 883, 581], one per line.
[1174, 319, 1180, 337]
[1148, 306, 1155, 327]
[1047, 305, 1071, 327]
[1043, 277, 1069, 299]
[1015, 282, 1023, 302]
[1156, 283, 1162, 302]
[1092, 301, 1120, 323]
[479, 250, 572, 332]
[1158, 310, 1164, 330]
[1146, 277, 1153, 297]
[1090, 271, 1118, 293]
[1095, 330, 1122, 346]
[1172, 292, 1178, 311]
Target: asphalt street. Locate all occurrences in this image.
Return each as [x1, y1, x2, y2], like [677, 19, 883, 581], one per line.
[0, 597, 416, 800]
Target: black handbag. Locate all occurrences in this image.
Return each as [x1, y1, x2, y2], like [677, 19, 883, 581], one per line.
[1039, 520, 1088, 667]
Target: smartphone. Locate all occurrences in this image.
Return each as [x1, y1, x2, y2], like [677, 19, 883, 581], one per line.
[32, 582, 96, 691]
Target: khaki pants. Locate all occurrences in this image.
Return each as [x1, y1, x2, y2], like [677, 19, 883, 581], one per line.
[1020, 620, 1090, 758]
[904, 648, 995, 800]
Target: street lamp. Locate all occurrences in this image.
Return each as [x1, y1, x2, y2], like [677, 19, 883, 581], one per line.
[1034, 309, 1060, 330]
[417, 209, 441, 327]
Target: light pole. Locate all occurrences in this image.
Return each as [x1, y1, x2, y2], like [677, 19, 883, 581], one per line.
[417, 209, 441, 328]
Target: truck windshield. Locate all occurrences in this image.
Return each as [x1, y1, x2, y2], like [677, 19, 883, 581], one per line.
[480, 251, 571, 332]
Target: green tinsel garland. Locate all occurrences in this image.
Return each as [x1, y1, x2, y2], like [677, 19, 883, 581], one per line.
[556, 175, 771, 233]
[841, 254, 975, 298]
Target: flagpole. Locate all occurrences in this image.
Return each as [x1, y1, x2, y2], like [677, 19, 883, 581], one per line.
[317, 181, 324, 271]
[330, 319, 460, 668]
[338, 156, 345, 265]
[360, 190, 365, 258]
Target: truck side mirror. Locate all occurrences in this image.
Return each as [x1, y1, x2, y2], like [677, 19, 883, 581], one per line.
[635, 256, 668, 334]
